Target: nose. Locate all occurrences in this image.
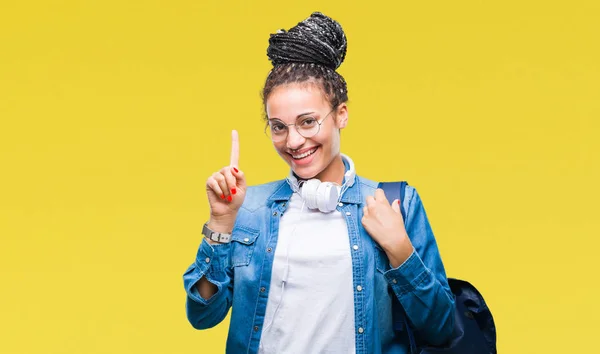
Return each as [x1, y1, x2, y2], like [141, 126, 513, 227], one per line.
[286, 127, 306, 150]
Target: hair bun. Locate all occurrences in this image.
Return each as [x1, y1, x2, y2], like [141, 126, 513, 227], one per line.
[267, 12, 347, 70]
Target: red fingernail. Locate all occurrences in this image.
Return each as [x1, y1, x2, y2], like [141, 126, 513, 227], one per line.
[233, 167, 238, 173]
[220, 194, 225, 199]
[227, 195, 232, 202]
[231, 188, 236, 195]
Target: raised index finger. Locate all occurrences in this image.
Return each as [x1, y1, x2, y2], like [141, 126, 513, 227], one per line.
[230, 129, 239, 167]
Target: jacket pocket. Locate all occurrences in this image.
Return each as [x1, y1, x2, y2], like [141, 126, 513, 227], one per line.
[230, 227, 260, 267]
[374, 244, 391, 274]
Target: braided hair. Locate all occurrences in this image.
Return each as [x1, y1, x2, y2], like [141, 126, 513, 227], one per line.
[262, 12, 349, 118]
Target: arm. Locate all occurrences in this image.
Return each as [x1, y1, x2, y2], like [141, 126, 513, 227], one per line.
[183, 221, 234, 330]
[383, 188, 455, 345]
[196, 236, 228, 300]
[186, 129, 246, 329]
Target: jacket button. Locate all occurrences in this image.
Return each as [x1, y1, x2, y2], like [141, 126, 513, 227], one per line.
[356, 285, 363, 292]
[244, 237, 249, 242]
[358, 327, 364, 334]
[273, 211, 278, 216]
[260, 287, 266, 292]
[345, 212, 351, 216]
[353, 245, 359, 250]
[267, 247, 272, 252]
[205, 257, 210, 263]
[392, 279, 397, 284]
[254, 326, 259, 332]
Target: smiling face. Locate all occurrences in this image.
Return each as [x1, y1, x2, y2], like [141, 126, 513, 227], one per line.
[265, 82, 348, 184]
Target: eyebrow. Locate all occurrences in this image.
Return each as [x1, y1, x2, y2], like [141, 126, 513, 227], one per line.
[268, 112, 316, 121]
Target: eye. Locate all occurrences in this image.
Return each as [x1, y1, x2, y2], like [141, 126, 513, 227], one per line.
[271, 122, 286, 133]
[298, 117, 317, 127]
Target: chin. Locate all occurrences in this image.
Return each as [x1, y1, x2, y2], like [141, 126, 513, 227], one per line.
[295, 170, 319, 180]
[289, 160, 322, 180]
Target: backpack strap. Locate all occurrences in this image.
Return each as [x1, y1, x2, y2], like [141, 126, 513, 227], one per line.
[378, 181, 408, 223]
[377, 182, 417, 354]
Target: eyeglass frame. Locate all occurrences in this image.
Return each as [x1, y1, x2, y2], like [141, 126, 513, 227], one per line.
[264, 105, 339, 142]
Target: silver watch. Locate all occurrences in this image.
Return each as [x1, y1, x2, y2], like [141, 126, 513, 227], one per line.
[202, 223, 232, 243]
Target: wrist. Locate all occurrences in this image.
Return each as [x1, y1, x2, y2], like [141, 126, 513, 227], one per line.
[208, 215, 236, 232]
[382, 233, 414, 268]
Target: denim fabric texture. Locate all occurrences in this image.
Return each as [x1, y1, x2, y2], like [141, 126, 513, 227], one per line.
[183, 170, 455, 353]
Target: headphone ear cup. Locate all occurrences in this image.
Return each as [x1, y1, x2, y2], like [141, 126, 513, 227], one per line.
[301, 179, 321, 210]
[316, 182, 328, 212]
[317, 182, 339, 213]
[300, 179, 340, 213]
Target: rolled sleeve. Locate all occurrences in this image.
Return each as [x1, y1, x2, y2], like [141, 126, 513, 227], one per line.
[384, 248, 434, 296]
[183, 238, 231, 306]
[183, 237, 234, 330]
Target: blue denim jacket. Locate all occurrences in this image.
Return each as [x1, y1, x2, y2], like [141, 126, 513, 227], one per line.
[183, 174, 455, 353]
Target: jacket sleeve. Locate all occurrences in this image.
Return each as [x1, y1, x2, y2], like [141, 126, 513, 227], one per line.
[383, 186, 455, 345]
[183, 238, 233, 329]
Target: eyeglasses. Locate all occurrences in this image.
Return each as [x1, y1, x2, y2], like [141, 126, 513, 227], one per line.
[265, 106, 337, 143]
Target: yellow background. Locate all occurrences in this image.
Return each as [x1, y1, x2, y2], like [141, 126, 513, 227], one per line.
[1, 1, 598, 353]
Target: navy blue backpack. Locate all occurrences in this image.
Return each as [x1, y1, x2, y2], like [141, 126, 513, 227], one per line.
[378, 182, 497, 354]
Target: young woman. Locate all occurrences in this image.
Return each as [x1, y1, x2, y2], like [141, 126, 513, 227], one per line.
[183, 12, 455, 354]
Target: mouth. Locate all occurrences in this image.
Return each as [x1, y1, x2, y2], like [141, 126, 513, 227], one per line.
[290, 146, 319, 160]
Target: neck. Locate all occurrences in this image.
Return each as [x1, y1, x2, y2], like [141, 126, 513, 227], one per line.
[313, 154, 345, 185]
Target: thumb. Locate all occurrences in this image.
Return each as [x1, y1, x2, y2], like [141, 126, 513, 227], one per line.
[391, 199, 401, 214]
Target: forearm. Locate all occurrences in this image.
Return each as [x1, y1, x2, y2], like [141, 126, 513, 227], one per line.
[385, 250, 455, 344]
[183, 234, 233, 329]
[196, 218, 234, 299]
[197, 276, 219, 300]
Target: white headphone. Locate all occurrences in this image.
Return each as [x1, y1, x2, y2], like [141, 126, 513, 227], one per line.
[286, 153, 356, 213]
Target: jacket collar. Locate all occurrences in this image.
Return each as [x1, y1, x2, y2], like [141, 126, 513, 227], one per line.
[267, 157, 362, 205]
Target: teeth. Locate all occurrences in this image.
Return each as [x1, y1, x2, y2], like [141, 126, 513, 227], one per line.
[292, 147, 317, 159]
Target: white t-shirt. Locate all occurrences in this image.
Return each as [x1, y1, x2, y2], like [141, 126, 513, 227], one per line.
[258, 190, 356, 354]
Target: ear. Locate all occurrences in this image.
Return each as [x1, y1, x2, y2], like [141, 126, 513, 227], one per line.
[335, 103, 349, 129]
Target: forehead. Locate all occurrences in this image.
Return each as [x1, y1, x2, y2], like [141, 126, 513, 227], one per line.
[266, 83, 329, 121]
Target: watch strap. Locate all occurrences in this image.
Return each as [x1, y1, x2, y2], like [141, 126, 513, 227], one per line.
[202, 223, 232, 243]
